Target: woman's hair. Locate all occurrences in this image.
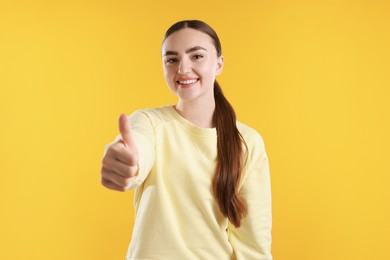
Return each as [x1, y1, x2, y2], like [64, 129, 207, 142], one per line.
[163, 20, 248, 227]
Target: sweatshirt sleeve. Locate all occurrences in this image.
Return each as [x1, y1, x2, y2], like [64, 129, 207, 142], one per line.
[228, 132, 273, 260]
[104, 110, 155, 190]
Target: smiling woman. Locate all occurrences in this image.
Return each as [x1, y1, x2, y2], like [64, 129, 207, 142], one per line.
[100, 20, 273, 260]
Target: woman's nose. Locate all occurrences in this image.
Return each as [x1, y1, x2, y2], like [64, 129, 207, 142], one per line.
[178, 59, 191, 74]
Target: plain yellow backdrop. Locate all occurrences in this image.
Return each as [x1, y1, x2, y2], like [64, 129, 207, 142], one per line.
[1, 0, 389, 259]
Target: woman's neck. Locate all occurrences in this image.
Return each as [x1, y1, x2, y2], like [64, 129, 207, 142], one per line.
[175, 95, 216, 128]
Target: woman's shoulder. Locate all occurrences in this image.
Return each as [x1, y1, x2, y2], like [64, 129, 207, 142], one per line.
[237, 121, 268, 173]
[135, 105, 173, 117]
[236, 121, 265, 147]
[130, 105, 175, 127]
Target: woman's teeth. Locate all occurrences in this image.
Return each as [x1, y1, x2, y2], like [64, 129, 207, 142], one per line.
[179, 79, 197, 84]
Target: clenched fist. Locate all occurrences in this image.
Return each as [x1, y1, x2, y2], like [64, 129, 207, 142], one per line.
[101, 114, 139, 191]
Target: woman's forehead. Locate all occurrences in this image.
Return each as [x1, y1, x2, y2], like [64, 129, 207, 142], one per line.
[162, 28, 215, 52]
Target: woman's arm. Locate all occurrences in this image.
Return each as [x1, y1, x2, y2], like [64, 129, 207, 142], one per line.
[228, 133, 273, 260]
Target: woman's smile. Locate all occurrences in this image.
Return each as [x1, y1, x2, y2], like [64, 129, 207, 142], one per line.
[176, 77, 199, 88]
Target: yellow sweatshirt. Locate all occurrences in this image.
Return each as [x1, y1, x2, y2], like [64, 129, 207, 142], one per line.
[110, 105, 272, 260]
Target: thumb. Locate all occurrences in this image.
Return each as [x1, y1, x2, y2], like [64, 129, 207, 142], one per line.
[118, 114, 136, 148]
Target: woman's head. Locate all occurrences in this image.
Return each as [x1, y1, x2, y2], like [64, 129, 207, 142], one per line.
[161, 20, 224, 103]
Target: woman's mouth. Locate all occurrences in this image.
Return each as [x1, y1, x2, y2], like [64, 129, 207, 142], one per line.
[176, 79, 199, 88]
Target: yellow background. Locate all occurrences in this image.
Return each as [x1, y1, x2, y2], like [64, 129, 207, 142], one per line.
[1, 0, 389, 259]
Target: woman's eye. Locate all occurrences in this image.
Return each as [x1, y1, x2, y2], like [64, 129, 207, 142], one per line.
[193, 54, 203, 60]
[166, 58, 177, 64]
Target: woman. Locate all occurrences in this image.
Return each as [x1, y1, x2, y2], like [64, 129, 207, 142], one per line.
[101, 20, 272, 260]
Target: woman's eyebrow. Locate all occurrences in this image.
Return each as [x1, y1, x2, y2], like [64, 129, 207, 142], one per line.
[186, 46, 207, 53]
[163, 46, 207, 56]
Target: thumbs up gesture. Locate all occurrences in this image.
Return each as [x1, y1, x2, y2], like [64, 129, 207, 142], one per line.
[101, 114, 140, 191]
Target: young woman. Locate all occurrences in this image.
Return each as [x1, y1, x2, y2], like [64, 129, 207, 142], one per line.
[101, 20, 272, 260]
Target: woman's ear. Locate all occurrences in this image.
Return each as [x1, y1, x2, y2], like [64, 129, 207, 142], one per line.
[215, 55, 224, 76]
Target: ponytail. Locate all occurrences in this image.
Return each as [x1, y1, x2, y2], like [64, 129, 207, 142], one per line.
[213, 80, 248, 228]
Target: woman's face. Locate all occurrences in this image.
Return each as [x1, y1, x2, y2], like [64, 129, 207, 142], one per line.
[161, 28, 224, 103]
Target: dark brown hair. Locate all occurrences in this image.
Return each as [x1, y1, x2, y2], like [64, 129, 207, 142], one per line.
[163, 20, 248, 227]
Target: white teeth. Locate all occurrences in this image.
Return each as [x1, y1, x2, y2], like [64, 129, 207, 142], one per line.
[179, 79, 197, 84]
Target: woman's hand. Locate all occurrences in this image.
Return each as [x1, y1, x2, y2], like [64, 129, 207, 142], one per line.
[100, 114, 139, 191]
